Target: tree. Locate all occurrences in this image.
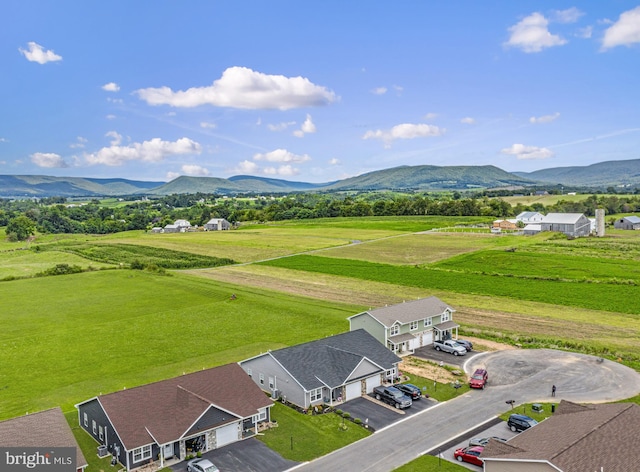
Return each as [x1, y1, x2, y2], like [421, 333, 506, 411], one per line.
[6, 215, 36, 241]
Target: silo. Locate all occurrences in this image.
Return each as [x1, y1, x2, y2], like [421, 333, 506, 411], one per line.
[595, 208, 605, 237]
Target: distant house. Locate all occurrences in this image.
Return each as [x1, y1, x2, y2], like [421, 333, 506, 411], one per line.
[492, 219, 518, 230]
[482, 400, 640, 472]
[348, 297, 458, 355]
[516, 211, 544, 224]
[151, 227, 163, 233]
[614, 215, 640, 230]
[239, 329, 401, 409]
[76, 364, 272, 471]
[540, 213, 591, 237]
[522, 223, 541, 236]
[204, 218, 230, 231]
[0, 407, 88, 472]
[163, 219, 192, 233]
[163, 224, 180, 233]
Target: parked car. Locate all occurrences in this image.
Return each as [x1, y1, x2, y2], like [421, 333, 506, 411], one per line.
[456, 339, 473, 351]
[469, 368, 488, 389]
[468, 436, 506, 447]
[373, 386, 412, 409]
[454, 445, 484, 466]
[508, 413, 538, 432]
[394, 383, 424, 400]
[433, 339, 467, 356]
[187, 458, 219, 472]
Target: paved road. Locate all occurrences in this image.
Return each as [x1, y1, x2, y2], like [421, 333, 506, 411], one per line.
[291, 349, 640, 472]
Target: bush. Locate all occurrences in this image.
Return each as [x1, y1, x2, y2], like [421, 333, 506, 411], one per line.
[335, 409, 343, 416]
[130, 259, 144, 270]
[342, 412, 351, 419]
[354, 418, 362, 425]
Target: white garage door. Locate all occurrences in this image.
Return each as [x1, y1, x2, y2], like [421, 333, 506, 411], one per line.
[365, 376, 381, 393]
[216, 423, 239, 448]
[345, 382, 361, 401]
[420, 331, 433, 347]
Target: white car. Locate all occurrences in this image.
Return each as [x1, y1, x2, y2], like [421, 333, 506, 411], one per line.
[187, 458, 219, 472]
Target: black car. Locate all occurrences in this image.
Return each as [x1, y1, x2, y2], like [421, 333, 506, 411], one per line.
[394, 383, 424, 400]
[507, 414, 538, 432]
[456, 339, 473, 351]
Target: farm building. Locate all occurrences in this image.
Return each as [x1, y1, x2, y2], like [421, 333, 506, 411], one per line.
[540, 213, 591, 237]
[614, 215, 640, 230]
[516, 211, 544, 224]
[492, 219, 519, 230]
[348, 296, 458, 355]
[239, 329, 401, 409]
[204, 218, 230, 230]
[76, 363, 272, 471]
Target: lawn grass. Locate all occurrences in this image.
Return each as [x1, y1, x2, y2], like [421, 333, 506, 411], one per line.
[499, 402, 555, 422]
[392, 453, 468, 471]
[64, 410, 113, 472]
[257, 402, 370, 462]
[0, 270, 362, 420]
[0, 248, 114, 279]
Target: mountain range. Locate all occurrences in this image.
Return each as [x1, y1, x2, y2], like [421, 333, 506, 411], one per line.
[1, 158, 639, 197]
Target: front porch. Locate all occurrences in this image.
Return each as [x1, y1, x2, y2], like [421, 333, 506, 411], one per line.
[388, 332, 416, 356]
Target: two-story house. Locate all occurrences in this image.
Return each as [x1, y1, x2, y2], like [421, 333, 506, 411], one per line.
[348, 296, 458, 355]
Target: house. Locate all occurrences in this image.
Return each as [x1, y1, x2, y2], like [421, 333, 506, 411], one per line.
[540, 213, 591, 237]
[516, 211, 544, 224]
[348, 297, 458, 355]
[174, 219, 191, 230]
[614, 215, 640, 230]
[0, 407, 88, 472]
[204, 218, 230, 231]
[492, 219, 519, 230]
[482, 400, 640, 472]
[522, 223, 542, 236]
[239, 329, 401, 409]
[163, 224, 179, 233]
[76, 363, 272, 471]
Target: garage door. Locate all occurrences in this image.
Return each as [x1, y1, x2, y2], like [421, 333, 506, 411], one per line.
[216, 423, 239, 448]
[365, 376, 381, 393]
[345, 382, 361, 401]
[420, 331, 433, 347]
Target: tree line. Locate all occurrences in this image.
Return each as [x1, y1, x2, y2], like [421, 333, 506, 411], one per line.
[2, 192, 639, 241]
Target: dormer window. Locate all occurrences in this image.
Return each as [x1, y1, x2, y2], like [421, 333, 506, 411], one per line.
[442, 310, 450, 322]
[390, 324, 400, 336]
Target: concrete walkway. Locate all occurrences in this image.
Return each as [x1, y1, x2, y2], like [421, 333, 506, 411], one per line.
[291, 349, 640, 472]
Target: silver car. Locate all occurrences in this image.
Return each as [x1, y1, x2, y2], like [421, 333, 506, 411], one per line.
[187, 458, 219, 472]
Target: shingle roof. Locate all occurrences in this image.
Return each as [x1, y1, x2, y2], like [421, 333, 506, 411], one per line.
[91, 363, 272, 450]
[359, 296, 455, 327]
[622, 216, 640, 224]
[269, 329, 401, 390]
[482, 400, 639, 472]
[0, 407, 88, 469]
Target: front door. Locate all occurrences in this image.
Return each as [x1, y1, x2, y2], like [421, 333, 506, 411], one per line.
[163, 443, 173, 459]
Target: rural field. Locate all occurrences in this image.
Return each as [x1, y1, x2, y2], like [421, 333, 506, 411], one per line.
[1, 215, 640, 469]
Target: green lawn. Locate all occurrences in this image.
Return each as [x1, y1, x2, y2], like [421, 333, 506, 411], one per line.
[393, 454, 468, 471]
[0, 270, 362, 420]
[257, 402, 370, 462]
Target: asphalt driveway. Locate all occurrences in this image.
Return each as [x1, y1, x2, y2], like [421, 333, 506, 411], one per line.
[413, 344, 479, 368]
[339, 394, 438, 431]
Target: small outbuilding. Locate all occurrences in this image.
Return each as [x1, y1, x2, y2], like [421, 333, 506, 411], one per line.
[614, 215, 640, 230]
[204, 218, 231, 231]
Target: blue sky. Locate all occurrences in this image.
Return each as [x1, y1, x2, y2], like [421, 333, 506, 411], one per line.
[2, 1, 640, 183]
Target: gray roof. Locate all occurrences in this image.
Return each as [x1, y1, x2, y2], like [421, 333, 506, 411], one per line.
[270, 329, 401, 390]
[516, 211, 543, 220]
[358, 296, 455, 327]
[433, 320, 460, 331]
[541, 213, 585, 224]
[482, 400, 640, 472]
[622, 215, 640, 224]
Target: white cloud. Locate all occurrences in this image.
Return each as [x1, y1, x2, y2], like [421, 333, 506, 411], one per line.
[362, 123, 445, 147]
[85, 137, 201, 166]
[461, 117, 476, 125]
[504, 12, 567, 53]
[423, 113, 438, 120]
[18, 42, 62, 64]
[102, 82, 120, 92]
[31, 152, 68, 168]
[253, 148, 311, 163]
[329, 158, 341, 165]
[235, 160, 259, 174]
[166, 171, 180, 181]
[393, 85, 404, 94]
[181, 164, 210, 176]
[200, 121, 217, 129]
[105, 131, 123, 146]
[602, 6, 640, 49]
[106, 114, 117, 120]
[268, 121, 296, 131]
[371, 87, 387, 95]
[293, 114, 316, 137]
[107, 97, 123, 104]
[233, 159, 299, 177]
[501, 143, 554, 160]
[530, 112, 560, 124]
[576, 26, 593, 39]
[69, 136, 88, 149]
[0, 138, 7, 143]
[135, 66, 337, 110]
[552, 7, 583, 24]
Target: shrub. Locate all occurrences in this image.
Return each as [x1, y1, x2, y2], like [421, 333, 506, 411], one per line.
[342, 412, 351, 419]
[354, 418, 362, 425]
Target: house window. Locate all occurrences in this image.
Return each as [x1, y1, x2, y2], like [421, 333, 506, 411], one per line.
[253, 409, 267, 423]
[390, 324, 400, 336]
[92, 420, 97, 435]
[310, 388, 323, 402]
[132, 445, 152, 463]
[410, 321, 418, 331]
[83, 412, 88, 427]
[424, 317, 432, 327]
[259, 373, 264, 386]
[386, 368, 396, 379]
[247, 368, 252, 378]
[269, 377, 275, 389]
[442, 311, 450, 322]
[99, 426, 104, 440]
